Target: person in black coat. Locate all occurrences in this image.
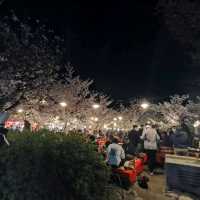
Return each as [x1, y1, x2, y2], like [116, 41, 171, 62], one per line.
[127, 125, 141, 155]
[172, 120, 192, 148]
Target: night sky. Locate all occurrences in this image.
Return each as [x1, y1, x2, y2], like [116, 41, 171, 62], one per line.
[1, 0, 195, 101]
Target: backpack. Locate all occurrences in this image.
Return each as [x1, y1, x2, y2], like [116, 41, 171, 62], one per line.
[137, 175, 149, 189]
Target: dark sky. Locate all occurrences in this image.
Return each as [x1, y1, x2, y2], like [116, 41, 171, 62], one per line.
[1, 0, 194, 101]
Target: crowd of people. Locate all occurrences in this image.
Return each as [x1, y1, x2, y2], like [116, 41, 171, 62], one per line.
[87, 119, 194, 176]
[0, 110, 195, 177]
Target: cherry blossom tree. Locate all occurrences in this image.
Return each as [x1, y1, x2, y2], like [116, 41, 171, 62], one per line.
[119, 101, 142, 130]
[0, 14, 64, 111]
[0, 15, 115, 132]
[156, 95, 191, 128]
[187, 96, 200, 118]
[118, 100, 156, 130]
[10, 67, 114, 132]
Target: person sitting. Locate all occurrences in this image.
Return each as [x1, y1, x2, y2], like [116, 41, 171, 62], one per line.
[106, 137, 125, 168]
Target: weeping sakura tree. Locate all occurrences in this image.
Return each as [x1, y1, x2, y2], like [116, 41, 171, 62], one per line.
[0, 14, 65, 112]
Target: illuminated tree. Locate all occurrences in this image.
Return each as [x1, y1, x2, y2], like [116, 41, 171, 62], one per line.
[187, 96, 200, 118]
[119, 100, 154, 130]
[11, 67, 114, 132]
[0, 14, 64, 111]
[156, 95, 191, 128]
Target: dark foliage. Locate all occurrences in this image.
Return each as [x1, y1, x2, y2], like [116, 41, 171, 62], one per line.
[0, 130, 110, 200]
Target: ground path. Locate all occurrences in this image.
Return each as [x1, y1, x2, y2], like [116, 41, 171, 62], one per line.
[134, 172, 196, 200]
[135, 173, 172, 200]
[107, 172, 195, 200]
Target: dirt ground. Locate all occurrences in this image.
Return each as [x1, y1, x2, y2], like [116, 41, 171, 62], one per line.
[106, 171, 196, 200]
[134, 172, 173, 200]
[134, 171, 197, 200]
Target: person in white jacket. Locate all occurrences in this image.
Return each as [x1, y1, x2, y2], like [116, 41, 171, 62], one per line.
[106, 137, 125, 168]
[141, 124, 160, 175]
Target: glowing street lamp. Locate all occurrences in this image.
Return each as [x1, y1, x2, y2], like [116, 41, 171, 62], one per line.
[94, 117, 99, 122]
[141, 102, 149, 110]
[91, 117, 99, 122]
[194, 120, 200, 128]
[17, 109, 24, 113]
[103, 124, 108, 129]
[113, 118, 117, 121]
[59, 102, 67, 107]
[92, 104, 100, 109]
[118, 116, 123, 121]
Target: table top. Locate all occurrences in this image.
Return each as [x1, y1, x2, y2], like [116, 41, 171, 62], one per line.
[166, 154, 200, 168]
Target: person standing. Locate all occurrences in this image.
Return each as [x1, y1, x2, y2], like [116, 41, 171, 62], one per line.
[171, 119, 191, 149]
[162, 128, 174, 148]
[127, 125, 141, 155]
[141, 124, 160, 175]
